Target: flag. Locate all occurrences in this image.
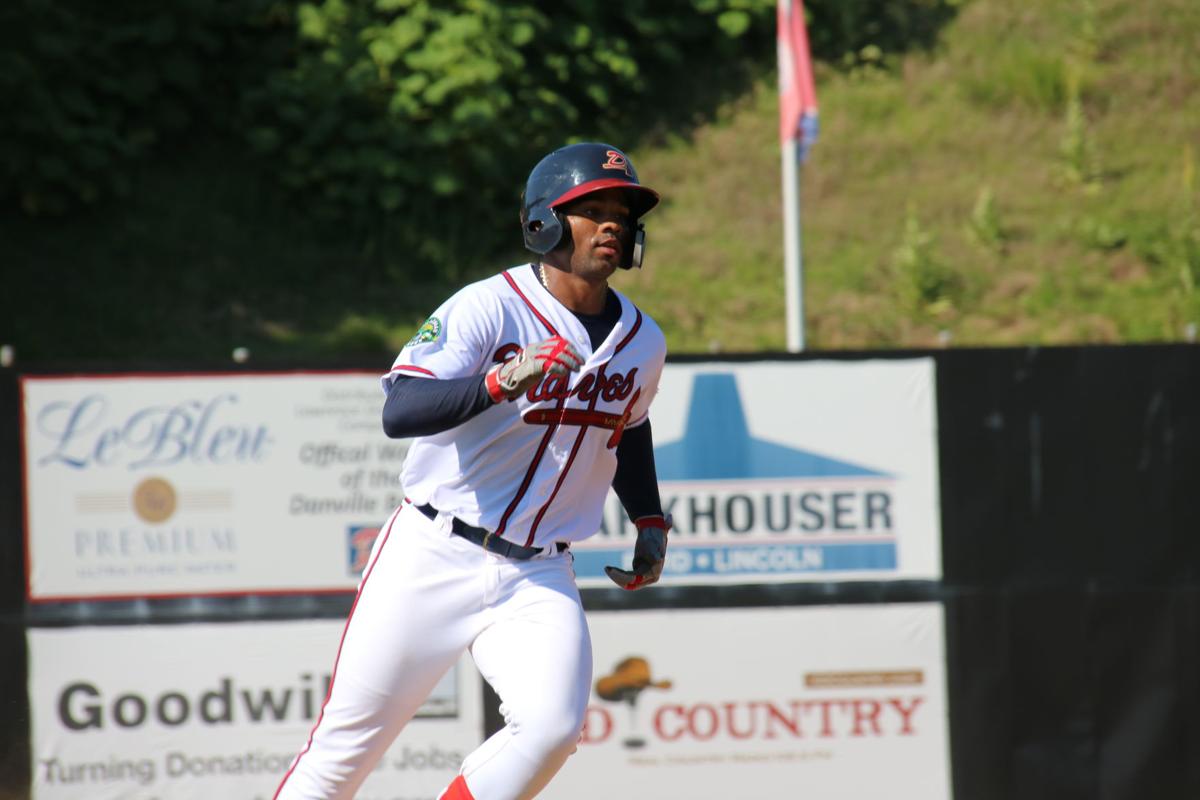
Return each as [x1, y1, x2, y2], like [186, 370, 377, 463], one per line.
[777, 0, 819, 161]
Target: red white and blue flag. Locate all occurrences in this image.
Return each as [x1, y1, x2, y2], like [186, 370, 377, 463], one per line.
[777, 0, 819, 161]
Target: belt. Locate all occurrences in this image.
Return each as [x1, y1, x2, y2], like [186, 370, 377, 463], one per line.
[415, 503, 565, 560]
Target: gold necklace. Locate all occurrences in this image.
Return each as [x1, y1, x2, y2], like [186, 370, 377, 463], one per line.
[537, 263, 550, 290]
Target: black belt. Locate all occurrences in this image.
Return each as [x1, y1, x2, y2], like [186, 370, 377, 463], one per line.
[415, 503, 565, 560]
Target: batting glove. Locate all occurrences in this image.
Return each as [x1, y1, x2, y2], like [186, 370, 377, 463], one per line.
[485, 335, 584, 402]
[605, 515, 671, 590]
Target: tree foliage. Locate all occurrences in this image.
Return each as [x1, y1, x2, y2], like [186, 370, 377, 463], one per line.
[237, 0, 777, 264]
[0, 0, 277, 215]
[804, 0, 962, 64]
[2, 0, 957, 268]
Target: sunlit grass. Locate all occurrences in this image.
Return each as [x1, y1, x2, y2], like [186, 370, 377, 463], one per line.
[622, 0, 1200, 353]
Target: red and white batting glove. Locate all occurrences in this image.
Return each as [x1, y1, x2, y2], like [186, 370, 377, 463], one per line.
[485, 335, 584, 402]
[605, 514, 671, 591]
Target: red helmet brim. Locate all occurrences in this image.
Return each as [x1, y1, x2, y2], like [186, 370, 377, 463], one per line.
[550, 178, 660, 218]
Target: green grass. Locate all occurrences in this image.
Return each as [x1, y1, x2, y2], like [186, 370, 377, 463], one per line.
[4, 0, 1200, 360]
[623, 0, 1200, 351]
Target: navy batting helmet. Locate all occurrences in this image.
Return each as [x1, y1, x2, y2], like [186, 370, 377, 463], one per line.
[520, 143, 660, 269]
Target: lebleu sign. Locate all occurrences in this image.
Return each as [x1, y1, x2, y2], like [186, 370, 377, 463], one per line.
[22, 372, 404, 601]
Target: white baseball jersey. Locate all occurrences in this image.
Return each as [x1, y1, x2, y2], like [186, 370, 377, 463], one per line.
[381, 264, 666, 549]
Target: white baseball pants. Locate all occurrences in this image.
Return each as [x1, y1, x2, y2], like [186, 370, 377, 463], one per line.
[275, 501, 592, 800]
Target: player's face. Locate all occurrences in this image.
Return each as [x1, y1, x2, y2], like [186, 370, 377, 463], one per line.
[559, 189, 635, 279]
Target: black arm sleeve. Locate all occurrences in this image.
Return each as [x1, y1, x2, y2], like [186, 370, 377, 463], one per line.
[611, 420, 664, 521]
[382, 375, 495, 438]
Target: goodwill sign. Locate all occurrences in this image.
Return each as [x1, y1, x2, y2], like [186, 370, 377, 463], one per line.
[28, 621, 482, 800]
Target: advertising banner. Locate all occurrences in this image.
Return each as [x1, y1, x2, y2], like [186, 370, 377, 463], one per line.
[28, 620, 484, 800]
[22, 359, 938, 599]
[549, 603, 950, 800]
[573, 359, 941, 585]
[22, 372, 403, 600]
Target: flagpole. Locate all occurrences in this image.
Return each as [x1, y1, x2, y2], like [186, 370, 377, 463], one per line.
[777, 0, 816, 353]
[782, 136, 805, 352]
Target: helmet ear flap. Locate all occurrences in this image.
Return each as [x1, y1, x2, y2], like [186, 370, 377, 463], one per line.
[623, 224, 646, 269]
[522, 206, 566, 255]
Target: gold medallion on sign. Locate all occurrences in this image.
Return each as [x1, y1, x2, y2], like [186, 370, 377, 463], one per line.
[132, 477, 177, 524]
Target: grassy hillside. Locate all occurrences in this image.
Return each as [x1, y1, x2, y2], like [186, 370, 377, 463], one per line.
[4, 0, 1199, 361]
[625, 0, 1200, 351]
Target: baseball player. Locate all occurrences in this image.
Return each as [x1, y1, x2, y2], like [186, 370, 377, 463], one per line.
[274, 142, 671, 800]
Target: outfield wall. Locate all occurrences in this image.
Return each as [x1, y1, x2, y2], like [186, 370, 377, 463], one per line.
[1, 344, 1197, 799]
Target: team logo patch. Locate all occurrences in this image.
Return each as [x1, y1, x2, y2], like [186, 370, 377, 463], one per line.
[407, 316, 443, 346]
[602, 150, 633, 177]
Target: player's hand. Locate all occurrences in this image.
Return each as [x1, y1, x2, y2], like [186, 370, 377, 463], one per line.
[605, 515, 671, 591]
[485, 336, 584, 402]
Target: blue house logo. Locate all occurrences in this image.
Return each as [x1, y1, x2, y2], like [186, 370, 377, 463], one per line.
[654, 373, 889, 481]
[578, 372, 899, 583]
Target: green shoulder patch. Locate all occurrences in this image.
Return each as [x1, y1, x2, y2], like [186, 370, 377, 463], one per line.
[407, 316, 443, 347]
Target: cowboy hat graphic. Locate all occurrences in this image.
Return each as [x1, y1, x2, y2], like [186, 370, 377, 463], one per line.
[595, 657, 673, 748]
